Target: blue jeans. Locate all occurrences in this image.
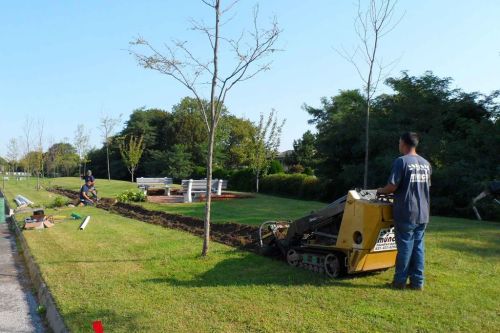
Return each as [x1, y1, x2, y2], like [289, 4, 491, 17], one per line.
[394, 223, 427, 287]
[80, 199, 94, 206]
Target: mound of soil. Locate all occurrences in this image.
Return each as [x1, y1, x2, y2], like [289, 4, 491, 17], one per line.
[48, 187, 261, 249]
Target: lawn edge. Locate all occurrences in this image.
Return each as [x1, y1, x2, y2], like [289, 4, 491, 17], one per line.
[5, 200, 69, 333]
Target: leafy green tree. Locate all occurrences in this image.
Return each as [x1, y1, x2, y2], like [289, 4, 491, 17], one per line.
[268, 160, 284, 174]
[121, 108, 172, 150]
[166, 144, 193, 179]
[292, 130, 317, 170]
[219, 115, 256, 170]
[118, 135, 145, 182]
[171, 98, 211, 166]
[304, 90, 367, 190]
[46, 142, 79, 177]
[306, 71, 500, 219]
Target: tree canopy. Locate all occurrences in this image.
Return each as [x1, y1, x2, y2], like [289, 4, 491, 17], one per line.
[305, 71, 499, 219]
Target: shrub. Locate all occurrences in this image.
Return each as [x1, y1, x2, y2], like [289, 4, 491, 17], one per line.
[268, 160, 284, 174]
[303, 167, 314, 176]
[116, 190, 147, 203]
[190, 166, 206, 179]
[213, 167, 231, 180]
[289, 164, 305, 174]
[260, 173, 328, 200]
[47, 196, 70, 208]
[229, 168, 255, 192]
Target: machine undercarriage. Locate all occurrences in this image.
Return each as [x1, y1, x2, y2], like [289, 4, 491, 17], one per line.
[259, 190, 397, 277]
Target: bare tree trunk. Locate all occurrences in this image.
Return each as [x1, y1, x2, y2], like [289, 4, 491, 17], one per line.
[363, 101, 371, 188]
[256, 171, 260, 193]
[202, 0, 220, 257]
[106, 144, 111, 180]
[131, 170, 134, 183]
[202, 128, 216, 256]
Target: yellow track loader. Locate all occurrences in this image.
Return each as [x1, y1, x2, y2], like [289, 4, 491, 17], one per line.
[258, 189, 397, 277]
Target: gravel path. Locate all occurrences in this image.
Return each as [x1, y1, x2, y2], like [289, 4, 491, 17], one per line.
[0, 222, 45, 333]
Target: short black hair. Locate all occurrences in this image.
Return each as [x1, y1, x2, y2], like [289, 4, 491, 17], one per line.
[400, 132, 419, 147]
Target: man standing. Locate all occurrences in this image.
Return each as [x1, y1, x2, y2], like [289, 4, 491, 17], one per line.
[377, 132, 431, 291]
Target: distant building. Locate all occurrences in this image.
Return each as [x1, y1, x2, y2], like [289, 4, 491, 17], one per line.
[276, 150, 294, 170]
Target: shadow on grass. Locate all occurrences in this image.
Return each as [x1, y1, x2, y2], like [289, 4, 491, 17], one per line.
[142, 255, 388, 290]
[63, 308, 142, 332]
[441, 240, 500, 258]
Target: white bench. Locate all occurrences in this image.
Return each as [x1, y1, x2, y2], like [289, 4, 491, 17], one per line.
[181, 179, 228, 203]
[136, 177, 173, 196]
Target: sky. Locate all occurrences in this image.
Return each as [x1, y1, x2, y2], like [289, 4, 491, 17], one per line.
[1, 0, 499, 157]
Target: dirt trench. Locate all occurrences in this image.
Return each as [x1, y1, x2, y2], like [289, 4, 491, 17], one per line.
[48, 187, 261, 250]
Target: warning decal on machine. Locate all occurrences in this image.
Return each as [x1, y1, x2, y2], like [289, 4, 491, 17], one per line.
[373, 227, 397, 252]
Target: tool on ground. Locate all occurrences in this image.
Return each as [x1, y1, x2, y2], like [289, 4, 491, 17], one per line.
[79, 216, 91, 230]
[259, 189, 397, 278]
[71, 212, 82, 220]
[24, 213, 55, 229]
[50, 215, 67, 220]
[472, 181, 500, 220]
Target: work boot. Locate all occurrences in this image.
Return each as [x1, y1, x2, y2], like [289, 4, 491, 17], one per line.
[388, 281, 406, 290]
[407, 284, 424, 291]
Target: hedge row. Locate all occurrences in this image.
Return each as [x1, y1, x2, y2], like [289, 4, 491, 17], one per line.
[259, 173, 329, 201]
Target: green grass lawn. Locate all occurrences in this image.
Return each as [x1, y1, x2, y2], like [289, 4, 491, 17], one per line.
[49, 176, 138, 198]
[140, 194, 324, 225]
[33, 177, 325, 225]
[0, 177, 137, 207]
[3, 180, 499, 332]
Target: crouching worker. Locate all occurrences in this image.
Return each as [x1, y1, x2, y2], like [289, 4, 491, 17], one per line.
[83, 170, 98, 201]
[79, 179, 95, 206]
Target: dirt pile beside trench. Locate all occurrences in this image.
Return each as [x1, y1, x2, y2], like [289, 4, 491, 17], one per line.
[48, 187, 261, 249]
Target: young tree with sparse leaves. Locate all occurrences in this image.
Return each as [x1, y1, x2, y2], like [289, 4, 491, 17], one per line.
[337, 0, 402, 188]
[6, 138, 19, 173]
[248, 109, 285, 193]
[99, 114, 122, 180]
[22, 117, 34, 174]
[129, 0, 281, 256]
[74, 124, 91, 179]
[35, 119, 45, 190]
[118, 135, 145, 182]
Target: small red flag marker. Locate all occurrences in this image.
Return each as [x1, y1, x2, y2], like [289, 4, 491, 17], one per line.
[92, 320, 104, 333]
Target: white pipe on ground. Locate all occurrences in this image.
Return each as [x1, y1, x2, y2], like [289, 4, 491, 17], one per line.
[79, 216, 91, 230]
[17, 195, 34, 205]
